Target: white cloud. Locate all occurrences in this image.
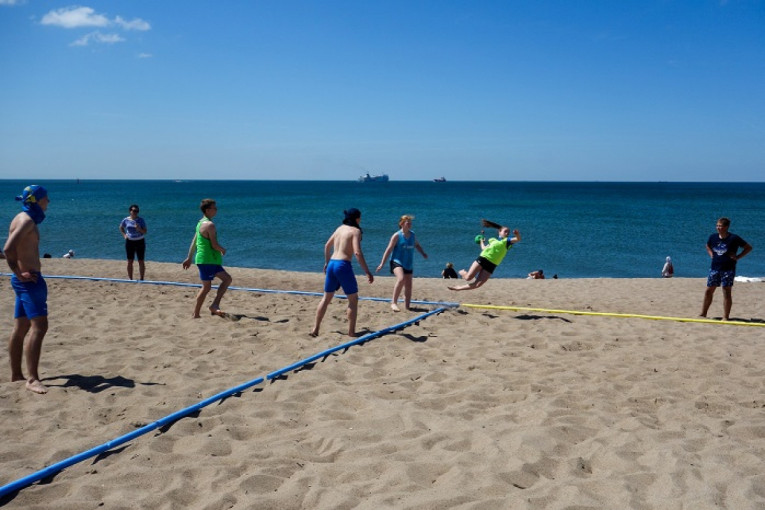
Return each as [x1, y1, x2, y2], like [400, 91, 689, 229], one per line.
[115, 15, 150, 31]
[70, 31, 125, 47]
[137, 52, 153, 59]
[40, 6, 151, 48]
[41, 6, 110, 28]
[41, 6, 151, 31]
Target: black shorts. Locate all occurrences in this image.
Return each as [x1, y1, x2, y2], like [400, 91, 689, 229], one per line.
[476, 256, 497, 274]
[125, 238, 146, 261]
[390, 261, 413, 275]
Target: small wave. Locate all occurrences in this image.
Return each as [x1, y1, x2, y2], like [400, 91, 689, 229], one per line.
[734, 276, 764, 283]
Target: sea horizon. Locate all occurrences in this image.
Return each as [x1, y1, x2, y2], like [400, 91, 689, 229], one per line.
[2, 179, 763, 280]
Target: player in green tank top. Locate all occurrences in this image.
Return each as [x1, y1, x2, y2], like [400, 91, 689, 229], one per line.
[182, 199, 233, 317]
[194, 218, 223, 265]
[448, 221, 521, 291]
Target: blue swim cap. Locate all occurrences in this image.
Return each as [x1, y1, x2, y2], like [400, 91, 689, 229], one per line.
[16, 185, 48, 204]
[15, 185, 48, 224]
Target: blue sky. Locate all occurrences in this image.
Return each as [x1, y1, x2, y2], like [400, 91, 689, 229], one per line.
[1, 1, 764, 181]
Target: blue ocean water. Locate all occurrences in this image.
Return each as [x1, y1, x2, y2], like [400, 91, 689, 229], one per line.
[1, 180, 763, 279]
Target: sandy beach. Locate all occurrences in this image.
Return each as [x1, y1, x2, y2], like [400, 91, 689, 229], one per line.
[1, 258, 764, 509]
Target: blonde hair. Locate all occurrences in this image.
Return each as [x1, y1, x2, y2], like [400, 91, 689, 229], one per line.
[398, 214, 415, 227]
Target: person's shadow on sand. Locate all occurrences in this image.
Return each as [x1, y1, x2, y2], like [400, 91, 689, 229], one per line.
[42, 374, 161, 393]
[219, 312, 288, 323]
[515, 313, 573, 323]
[720, 317, 765, 324]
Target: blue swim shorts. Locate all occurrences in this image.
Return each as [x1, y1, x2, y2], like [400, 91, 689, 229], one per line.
[11, 273, 48, 319]
[324, 259, 358, 295]
[198, 264, 226, 281]
[707, 269, 735, 288]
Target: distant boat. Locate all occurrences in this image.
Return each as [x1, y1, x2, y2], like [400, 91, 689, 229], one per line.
[433, 176, 447, 182]
[359, 172, 389, 182]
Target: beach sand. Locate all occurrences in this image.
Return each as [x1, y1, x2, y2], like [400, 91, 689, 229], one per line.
[2, 258, 765, 509]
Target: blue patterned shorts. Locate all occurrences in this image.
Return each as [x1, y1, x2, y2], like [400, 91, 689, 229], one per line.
[707, 269, 735, 288]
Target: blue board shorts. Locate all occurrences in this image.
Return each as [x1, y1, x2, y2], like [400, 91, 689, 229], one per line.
[324, 259, 358, 295]
[198, 264, 226, 281]
[707, 268, 735, 288]
[12, 272, 48, 319]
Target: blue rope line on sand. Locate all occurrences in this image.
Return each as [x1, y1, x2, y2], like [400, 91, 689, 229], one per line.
[268, 307, 448, 380]
[0, 273, 460, 308]
[0, 275, 451, 498]
[0, 374, 265, 498]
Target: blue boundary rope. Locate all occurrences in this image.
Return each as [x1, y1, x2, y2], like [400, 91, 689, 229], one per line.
[1, 273, 459, 307]
[0, 273, 455, 499]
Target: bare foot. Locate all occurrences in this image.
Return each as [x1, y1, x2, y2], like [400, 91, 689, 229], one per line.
[309, 330, 319, 337]
[27, 379, 48, 394]
[209, 307, 225, 317]
[192, 313, 201, 319]
[11, 374, 25, 383]
[391, 303, 400, 312]
[458, 269, 468, 280]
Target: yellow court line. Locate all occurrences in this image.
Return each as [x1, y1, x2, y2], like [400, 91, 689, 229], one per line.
[460, 303, 765, 327]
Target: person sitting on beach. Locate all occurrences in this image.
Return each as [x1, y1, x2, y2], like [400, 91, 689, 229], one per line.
[375, 214, 428, 312]
[311, 208, 374, 337]
[661, 256, 674, 278]
[442, 262, 458, 279]
[449, 219, 521, 291]
[182, 199, 232, 318]
[4, 185, 51, 394]
[528, 269, 545, 279]
[62, 249, 74, 258]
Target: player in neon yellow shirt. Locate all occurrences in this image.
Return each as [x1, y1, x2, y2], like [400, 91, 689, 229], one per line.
[448, 222, 521, 291]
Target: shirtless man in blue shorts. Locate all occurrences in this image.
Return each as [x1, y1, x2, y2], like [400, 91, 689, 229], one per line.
[4, 185, 50, 394]
[311, 208, 374, 337]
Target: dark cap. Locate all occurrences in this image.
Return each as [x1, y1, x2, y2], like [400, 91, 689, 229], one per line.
[342, 208, 361, 228]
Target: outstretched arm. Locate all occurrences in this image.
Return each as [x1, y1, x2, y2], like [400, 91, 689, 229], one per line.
[415, 238, 428, 259]
[322, 233, 334, 272]
[353, 231, 373, 284]
[182, 233, 197, 269]
[376, 233, 397, 272]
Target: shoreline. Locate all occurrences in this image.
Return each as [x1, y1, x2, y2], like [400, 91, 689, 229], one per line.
[33, 256, 765, 280]
[30, 257, 764, 320]
[2, 258, 764, 508]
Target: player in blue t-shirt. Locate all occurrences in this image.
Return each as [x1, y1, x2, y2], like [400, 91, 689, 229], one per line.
[700, 217, 752, 321]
